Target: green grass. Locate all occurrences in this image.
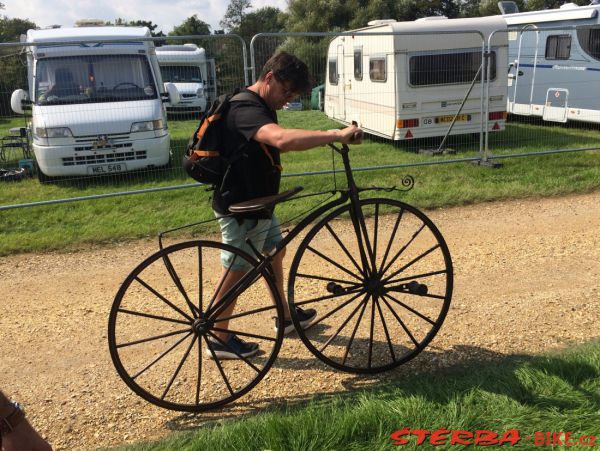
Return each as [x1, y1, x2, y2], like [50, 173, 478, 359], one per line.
[112, 340, 600, 450]
[1, 111, 600, 255]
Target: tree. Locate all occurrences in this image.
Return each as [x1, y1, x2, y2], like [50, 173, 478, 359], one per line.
[169, 15, 211, 37]
[0, 16, 35, 42]
[220, 0, 252, 32]
[241, 7, 286, 76]
[459, 0, 483, 17]
[285, 0, 353, 32]
[129, 20, 165, 37]
[0, 17, 36, 116]
[350, 0, 400, 29]
[237, 7, 284, 40]
[478, 0, 503, 16]
[106, 18, 164, 37]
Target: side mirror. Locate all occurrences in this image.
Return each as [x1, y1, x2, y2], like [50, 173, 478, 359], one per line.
[164, 83, 180, 106]
[11, 89, 30, 115]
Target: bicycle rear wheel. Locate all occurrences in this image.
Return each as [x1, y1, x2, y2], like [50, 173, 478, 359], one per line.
[108, 240, 284, 411]
[288, 198, 453, 374]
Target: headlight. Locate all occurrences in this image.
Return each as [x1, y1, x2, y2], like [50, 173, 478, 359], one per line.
[131, 119, 164, 133]
[196, 87, 204, 98]
[130, 121, 153, 133]
[35, 127, 73, 138]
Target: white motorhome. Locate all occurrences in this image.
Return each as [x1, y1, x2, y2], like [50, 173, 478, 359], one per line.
[156, 43, 217, 114]
[325, 16, 508, 141]
[501, 2, 600, 123]
[11, 25, 180, 180]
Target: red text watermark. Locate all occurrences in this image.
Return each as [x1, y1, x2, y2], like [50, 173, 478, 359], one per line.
[390, 428, 597, 447]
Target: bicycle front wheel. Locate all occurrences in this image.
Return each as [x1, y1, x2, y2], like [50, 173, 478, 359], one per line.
[108, 240, 284, 412]
[288, 198, 453, 374]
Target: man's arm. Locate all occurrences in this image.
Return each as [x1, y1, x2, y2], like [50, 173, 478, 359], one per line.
[253, 123, 362, 152]
[1, 390, 52, 451]
[0, 391, 14, 417]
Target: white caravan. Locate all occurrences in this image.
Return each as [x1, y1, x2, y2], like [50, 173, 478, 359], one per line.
[325, 16, 508, 141]
[11, 26, 180, 180]
[501, 2, 600, 123]
[156, 44, 215, 114]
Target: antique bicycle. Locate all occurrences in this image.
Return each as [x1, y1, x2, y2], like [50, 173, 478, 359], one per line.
[108, 142, 453, 412]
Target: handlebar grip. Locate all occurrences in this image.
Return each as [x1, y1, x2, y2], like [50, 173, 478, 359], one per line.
[352, 130, 364, 142]
[351, 120, 363, 142]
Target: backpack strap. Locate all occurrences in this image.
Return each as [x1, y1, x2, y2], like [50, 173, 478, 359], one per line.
[230, 90, 261, 104]
[259, 142, 283, 171]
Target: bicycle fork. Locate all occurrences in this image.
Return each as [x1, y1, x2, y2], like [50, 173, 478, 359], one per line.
[338, 146, 376, 280]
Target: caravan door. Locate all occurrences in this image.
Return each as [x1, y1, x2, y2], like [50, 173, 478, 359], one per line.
[337, 44, 347, 121]
[325, 46, 345, 121]
[543, 88, 568, 122]
[509, 27, 539, 115]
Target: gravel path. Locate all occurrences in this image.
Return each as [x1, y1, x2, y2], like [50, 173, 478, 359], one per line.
[1, 191, 599, 450]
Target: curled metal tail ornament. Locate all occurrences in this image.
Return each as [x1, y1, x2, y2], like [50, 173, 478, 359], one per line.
[401, 175, 415, 191]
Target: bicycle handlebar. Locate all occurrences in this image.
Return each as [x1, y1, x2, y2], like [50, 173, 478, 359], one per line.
[327, 121, 362, 154]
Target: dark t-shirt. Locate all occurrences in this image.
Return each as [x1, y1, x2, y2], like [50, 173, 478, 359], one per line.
[212, 89, 282, 218]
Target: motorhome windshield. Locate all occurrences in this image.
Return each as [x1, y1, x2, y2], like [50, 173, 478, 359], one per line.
[35, 54, 157, 105]
[160, 65, 203, 83]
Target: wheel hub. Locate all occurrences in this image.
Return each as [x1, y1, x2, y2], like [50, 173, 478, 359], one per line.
[192, 317, 211, 335]
[365, 274, 385, 296]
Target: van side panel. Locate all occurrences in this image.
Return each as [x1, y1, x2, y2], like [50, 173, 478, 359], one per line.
[505, 4, 600, 124]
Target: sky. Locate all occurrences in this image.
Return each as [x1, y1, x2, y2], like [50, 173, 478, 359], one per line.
[3, 0, 289, 34]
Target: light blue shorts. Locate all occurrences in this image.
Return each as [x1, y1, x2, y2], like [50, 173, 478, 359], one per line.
[216, 213, 282, 272]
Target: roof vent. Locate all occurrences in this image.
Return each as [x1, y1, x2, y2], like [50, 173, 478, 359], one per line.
[415, 16, 448, 21]
[367, 19, 396, 26]
[75, 19, 106, 27]
[498, 1, 519, 14]
[559, 2, 579, 8]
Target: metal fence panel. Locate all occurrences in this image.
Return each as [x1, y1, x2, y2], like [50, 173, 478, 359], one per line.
[0, 33, 247, 198]
[251, 30, 500, 152]
[484, 25, 600, 161]
[1, 22, 600, 211]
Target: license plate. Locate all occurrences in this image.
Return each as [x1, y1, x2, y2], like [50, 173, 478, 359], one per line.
[87, 163, 127, 175]
[437, 114, 470, 123]
[422, 114, 470, 125]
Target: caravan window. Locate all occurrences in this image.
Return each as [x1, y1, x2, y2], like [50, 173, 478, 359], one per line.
[545, 35, 571, 60]
[328, 58, 339, 85]
[409, 50, 496, 87]
[354, 48, 363, 80]
[577, 27, 600, 61]
[369, 57, 386, 82]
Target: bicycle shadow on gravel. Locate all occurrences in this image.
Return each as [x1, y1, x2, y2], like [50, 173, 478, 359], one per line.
[163, 341, 600, 432]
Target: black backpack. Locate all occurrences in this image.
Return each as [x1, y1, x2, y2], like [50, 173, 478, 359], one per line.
[182, 90, 257, 187]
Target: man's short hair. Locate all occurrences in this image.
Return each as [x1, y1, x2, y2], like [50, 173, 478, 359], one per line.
[259, 51, 311, 94]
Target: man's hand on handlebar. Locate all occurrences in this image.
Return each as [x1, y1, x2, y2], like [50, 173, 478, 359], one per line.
[336, 124, 364, 145]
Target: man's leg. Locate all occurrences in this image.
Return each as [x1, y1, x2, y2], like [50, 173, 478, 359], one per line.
[261, 216, 317, 334]
[211, 215, 257, 343]
[211, 267, 247, 342]
[266, 246, 292, 319]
